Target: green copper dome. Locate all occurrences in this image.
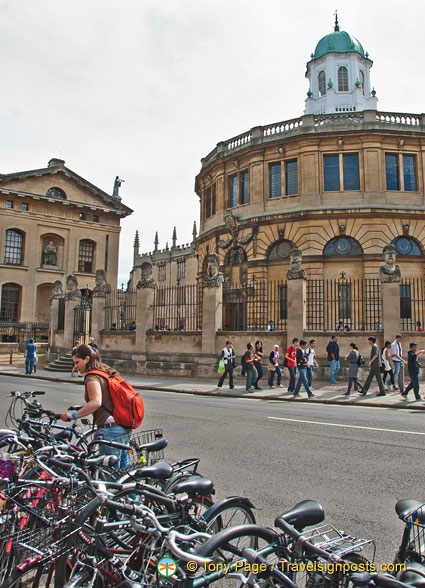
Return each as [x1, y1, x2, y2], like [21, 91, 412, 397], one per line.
[313, 30, 365, 60]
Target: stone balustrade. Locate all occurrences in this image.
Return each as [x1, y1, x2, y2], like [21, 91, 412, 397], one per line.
[200, 110, 425, 169]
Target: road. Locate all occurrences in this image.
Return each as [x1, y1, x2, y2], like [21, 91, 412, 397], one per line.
[1, 374, 423, 565]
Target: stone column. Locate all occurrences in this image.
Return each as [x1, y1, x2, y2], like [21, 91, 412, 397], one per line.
[382, 282, 401, 343]
[379, 244, 403, 389]
[286, 248, 307, 344]
[202, 282, 223, 355]
[64, 297, 80, 350]
[91, 271, 112, 344]
[63, 274, 81, 350]
[49, 280, 64, 353]
[133, 262, 156, 362]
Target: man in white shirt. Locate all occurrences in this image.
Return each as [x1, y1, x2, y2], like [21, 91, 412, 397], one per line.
[391, 335, 406, 390]
[217, 341, 236, 389]
[305, 339, 320, 389]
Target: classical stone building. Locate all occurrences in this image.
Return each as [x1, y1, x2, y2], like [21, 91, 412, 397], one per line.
[194, 18, 425, 335]
[0, 158, 131, 331]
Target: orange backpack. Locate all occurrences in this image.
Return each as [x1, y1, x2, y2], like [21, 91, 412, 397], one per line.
[86, 370, 144, 429]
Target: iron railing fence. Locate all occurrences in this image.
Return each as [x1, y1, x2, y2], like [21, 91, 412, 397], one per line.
[104, 290, 137, 331]
[153, 284, 201, 331]
[400, 278, 425, 331]
[223, 279, 287, 331]
[306, 279, 382, 331]
[0, 322, 49, 343]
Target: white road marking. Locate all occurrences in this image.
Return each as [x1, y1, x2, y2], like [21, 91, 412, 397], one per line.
[268, 416, 425, 436]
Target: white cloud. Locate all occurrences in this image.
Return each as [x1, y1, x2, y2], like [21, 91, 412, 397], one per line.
[0, 0, 423, 286]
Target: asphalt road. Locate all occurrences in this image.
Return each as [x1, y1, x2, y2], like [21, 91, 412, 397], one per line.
[1, 374, 423, 566]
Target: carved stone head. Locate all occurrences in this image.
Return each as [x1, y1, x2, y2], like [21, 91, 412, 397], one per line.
[137, 262, 155, 289]
[50, 280, 64, 299]
[95, 269, 107, 286]
[289, 248, 302, 271]
[206, 253, 219, 279]
[383, 244, 397, 268]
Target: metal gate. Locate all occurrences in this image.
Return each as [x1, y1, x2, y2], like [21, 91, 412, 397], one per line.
[223, 286, 247, 331]
[73, 292, 92, 343]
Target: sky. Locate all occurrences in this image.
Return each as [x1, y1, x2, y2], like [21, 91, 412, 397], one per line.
[0, 0, 424, 287]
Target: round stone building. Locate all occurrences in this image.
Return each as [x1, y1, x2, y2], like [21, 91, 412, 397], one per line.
[195, 19, 425, 334]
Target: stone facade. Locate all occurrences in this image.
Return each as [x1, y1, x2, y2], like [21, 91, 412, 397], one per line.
[127, 225, 198, 291]
[195, 111, 425, 288]
[0, 158, 131, 323]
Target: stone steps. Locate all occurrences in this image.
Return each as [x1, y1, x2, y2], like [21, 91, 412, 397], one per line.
[45, 354, 73, 372]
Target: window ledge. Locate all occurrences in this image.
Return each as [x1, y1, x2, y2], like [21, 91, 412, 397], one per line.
[0, 263, 28, 270]
[37, 267, 65, 274]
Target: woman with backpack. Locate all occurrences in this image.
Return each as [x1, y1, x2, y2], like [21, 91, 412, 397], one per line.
[60, 344, 134, 468]
[344, 342, 364, 396]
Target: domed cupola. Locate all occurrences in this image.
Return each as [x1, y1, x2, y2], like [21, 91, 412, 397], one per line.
[304, 14, 378, 115]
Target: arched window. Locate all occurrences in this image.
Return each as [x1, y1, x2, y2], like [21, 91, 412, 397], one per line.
[318, 70, 326, 97]
[46, 187, 66, 200]
[338, 66, 348, 91]
[359, 70, 365, 95]
[268, 240, 295, 260]
[391, 237, 422, 256]
[78, 240, 95, 273]
[324, 237, 363, 256]
[0, 283, 21, 321]
[4, 229, 24, 265]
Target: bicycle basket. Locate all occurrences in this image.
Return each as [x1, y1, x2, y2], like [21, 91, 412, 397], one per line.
[406, 507, 425, 560]
[129, 429, 164, 466]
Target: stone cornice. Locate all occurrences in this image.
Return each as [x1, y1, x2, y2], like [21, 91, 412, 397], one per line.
[197, 110, 425, 177]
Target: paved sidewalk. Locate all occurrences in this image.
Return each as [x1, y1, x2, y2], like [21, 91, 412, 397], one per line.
[0, 364, 424, 410]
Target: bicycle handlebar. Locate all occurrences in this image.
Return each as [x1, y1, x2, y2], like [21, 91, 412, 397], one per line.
[242, 547, 298, 588]
[166, 530, 212, 565]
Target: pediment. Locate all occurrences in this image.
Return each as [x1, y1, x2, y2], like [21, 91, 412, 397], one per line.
[0, 164, 132, 215]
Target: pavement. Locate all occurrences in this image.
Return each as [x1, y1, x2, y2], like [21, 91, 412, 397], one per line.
[0, 361, 424, 410]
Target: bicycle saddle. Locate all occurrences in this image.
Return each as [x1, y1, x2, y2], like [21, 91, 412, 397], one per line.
[133, 460, 173, 480]
[396, 499, 425, 523]
[134, 438, 167, 453]
[172, 475, 214, 497]
[86, 455, 119, 468]
[398, 563, 425, 588]
[275, 499, 325, 531]
[53, 429, 73, 441]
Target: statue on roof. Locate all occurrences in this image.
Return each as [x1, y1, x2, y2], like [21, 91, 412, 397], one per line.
[112, 176, 124, 199]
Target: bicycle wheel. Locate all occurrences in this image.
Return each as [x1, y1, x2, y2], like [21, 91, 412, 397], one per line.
[1, 561, 56, 588]
[194, 524, 282, 588]
[202, 498, 256, 534]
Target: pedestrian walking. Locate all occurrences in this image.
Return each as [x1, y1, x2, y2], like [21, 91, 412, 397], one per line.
[391, 335, 405, 390]
[243, 343, 258, 393]
[89, 337, 99, 353]
[217, 341, 236, 389]
[360, 336, 386, 396]
[344, 343, 363, 396]
[401, 342, 425, 401]
[305, 339, 319, 389]
[268, 344, 283, 388]
[285, 338, 298, 394]
[382, 340, 397, 391]
[25, 338, 37, 375]
[293, 340, 314, 398]
[253, 340, 264, 390]
[326, 335, 340, 384]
